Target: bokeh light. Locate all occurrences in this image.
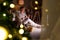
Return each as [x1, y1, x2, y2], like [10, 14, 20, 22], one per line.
[34, 7, 38, 10]
[10, 4, 15, 8]
[3, 13, 6, 17]
[35, 1, 38, 4]
[19, 29, 24, 34]
[20, 24, 24, 28]
[45, 9, 48, 12]
[22, 37, 28, 40]
[0, 26, 8, 40]
[8, 34, 12, 38]
[3, 2, 7, 6]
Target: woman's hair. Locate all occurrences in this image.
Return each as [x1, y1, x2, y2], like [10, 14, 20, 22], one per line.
[19, 6, 25, 11]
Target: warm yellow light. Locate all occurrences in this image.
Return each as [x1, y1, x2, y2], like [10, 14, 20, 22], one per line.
[3, 2, 7, 6]
[19, 29, 24, 34]
[8, 34, 12, 38]
[45, 9, 48, 12]
[3, 14, 6, 16]
[35, 1, 38, 4]
[0, 26, 8, 40]
[22, 37, 28, 40]
[34, 7, 38, 10]
[20, 24, 24, 28]
[10, 4, 15, 8]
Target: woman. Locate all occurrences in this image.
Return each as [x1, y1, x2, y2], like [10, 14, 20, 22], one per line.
[18, 6, 42, 39]
[18, 6, 41, 28]
[12, 5, 42, 28]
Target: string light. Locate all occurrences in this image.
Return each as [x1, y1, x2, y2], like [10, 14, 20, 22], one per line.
[22, 37, 28, 40]
[3, 13, 6, 17]
[34, 7, 38, 10]
[10, 4, 15, 8]
[0, 26, 8, 40]
[3, 2, 7, 6]
[19, 29, 24, 34]
[35, 1, 38, 4]
[8, 34, 12, 38]
[20, 24, 24, 28]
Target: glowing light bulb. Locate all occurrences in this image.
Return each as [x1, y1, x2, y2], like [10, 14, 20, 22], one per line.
[22, 37, 28, 40]
[3, 2, 7, 6]
[3, 14, 6, 17]
[0, 26, 8, 40]
[10, 4, 15, 8]
[35, 1, 38, 4]
[20, 24, 24, 28]
[19, 29, 24, 34]
[8, 34, 12, 38]
[34, 7, 38, 10]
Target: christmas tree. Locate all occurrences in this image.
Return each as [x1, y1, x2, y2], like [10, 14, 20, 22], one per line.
[0, 0, 31, 40]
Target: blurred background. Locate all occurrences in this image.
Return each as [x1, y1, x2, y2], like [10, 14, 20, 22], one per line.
[0, 0, 60, 40]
